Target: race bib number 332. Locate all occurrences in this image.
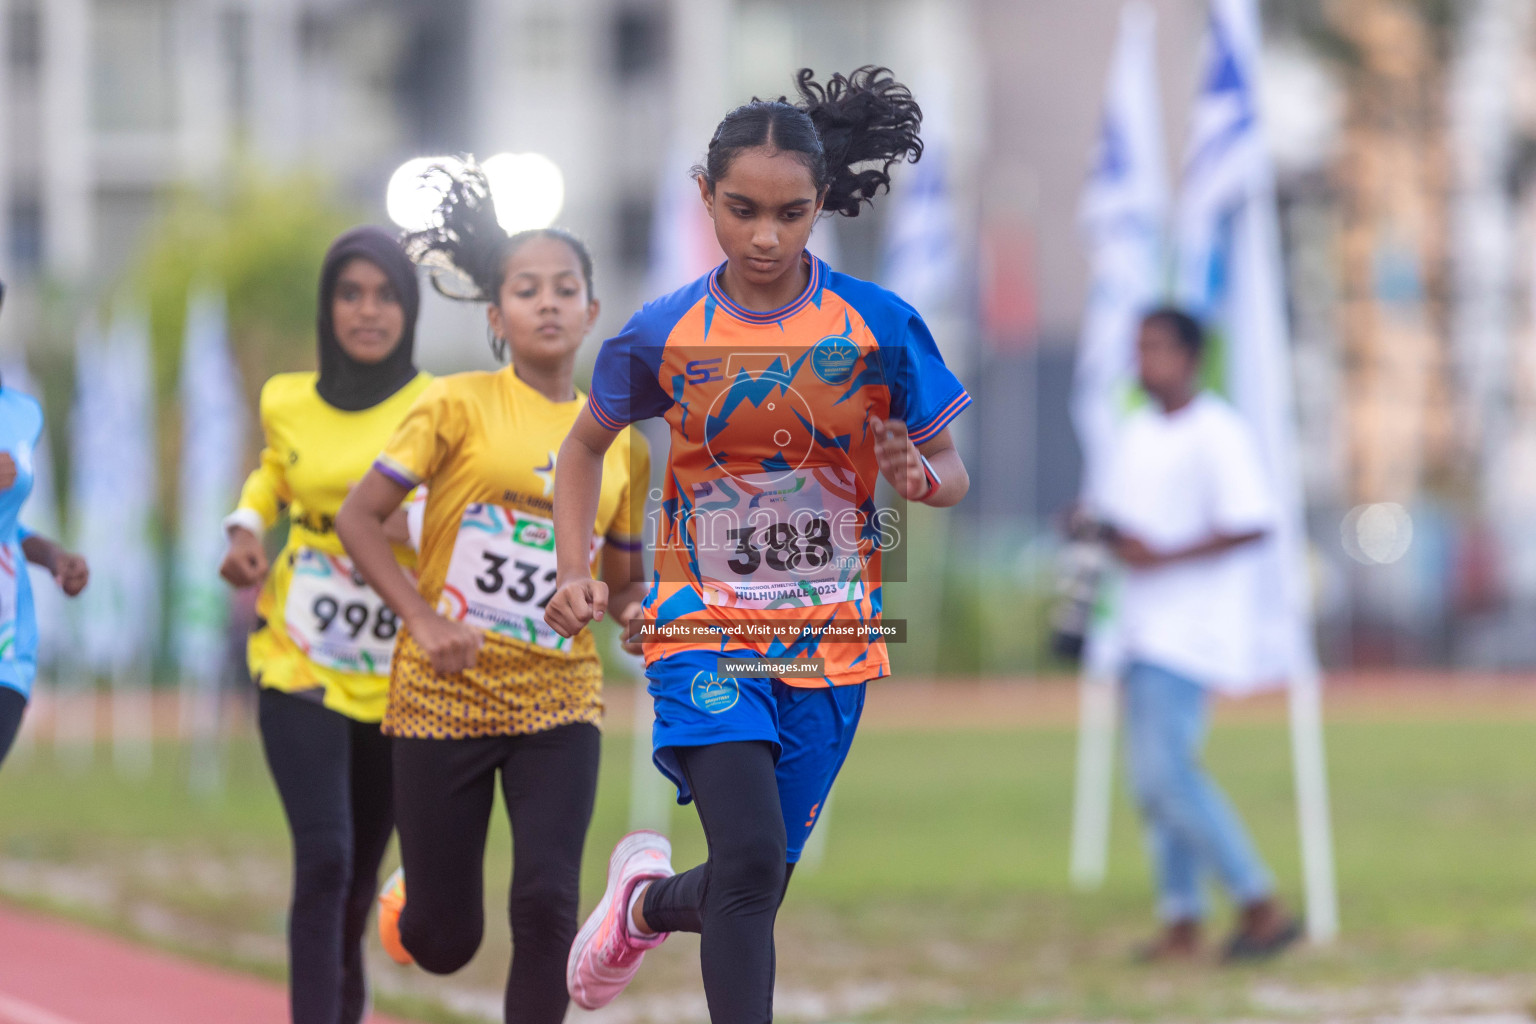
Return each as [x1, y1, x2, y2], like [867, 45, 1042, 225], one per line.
[439, 505, 601, 652]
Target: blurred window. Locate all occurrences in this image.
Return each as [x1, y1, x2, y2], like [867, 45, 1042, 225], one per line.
[521, 9, 566, 72]
[220, 8, 250, 135]
[92, 0, 176, 133]
[9, 196, 41, 275]
[613, 5, 665, 82]
[615, 193, 653, 270]
[395, 0, 471, 150]
[299, 10, 336, 61]
[8, 3, 40, 81]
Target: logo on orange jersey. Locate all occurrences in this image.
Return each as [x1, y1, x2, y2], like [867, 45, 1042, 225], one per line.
[686, 357, 724, 385]
[811, 334, 859, 385]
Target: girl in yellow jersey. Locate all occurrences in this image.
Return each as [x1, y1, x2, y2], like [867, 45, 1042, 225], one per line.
[336, 163, 648, 1024]
[219, 226, 430, 1024]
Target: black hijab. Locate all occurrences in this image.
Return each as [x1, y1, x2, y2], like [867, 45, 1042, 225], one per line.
[315, 226, 421, 411]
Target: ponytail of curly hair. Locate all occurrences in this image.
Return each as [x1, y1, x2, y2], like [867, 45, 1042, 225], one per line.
[399, 158, 597, 362]
[692, 66, 923, 218]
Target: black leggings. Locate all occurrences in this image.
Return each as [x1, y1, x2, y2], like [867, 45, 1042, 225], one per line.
[643, 741, 797, 1024]
[258, 689, 395, 1024]
[0, 687, 25, 768]
[392, 723, 600, 1024]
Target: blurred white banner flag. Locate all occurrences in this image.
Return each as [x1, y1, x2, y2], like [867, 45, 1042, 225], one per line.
[172, 289, 244, 770]
[172, 290, 243, 685]
[70, 306, 159, 774]
[1173, 0, 1336, 941]
[881, 80, 962, 324]
[1068, 0, 1168, 891]
[646, 146, 725, 298]
[1074, 1, 1167, 517]
[1174, 0, 1312, 694]
[69, 319, 114, 678]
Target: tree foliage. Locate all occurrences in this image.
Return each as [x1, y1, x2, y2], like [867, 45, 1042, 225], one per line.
[126, 165, 367, 409]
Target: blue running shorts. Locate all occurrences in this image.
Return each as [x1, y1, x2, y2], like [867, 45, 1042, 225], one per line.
[647, 650, 867, 862]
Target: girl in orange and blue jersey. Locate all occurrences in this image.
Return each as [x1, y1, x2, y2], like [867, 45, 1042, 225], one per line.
[546, 67, 972, 1024]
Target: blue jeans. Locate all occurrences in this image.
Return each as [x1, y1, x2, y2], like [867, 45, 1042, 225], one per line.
[1123, 660, 1273, 923]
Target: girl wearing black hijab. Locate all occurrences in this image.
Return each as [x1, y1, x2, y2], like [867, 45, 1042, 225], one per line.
[218, 226, 431, 1024]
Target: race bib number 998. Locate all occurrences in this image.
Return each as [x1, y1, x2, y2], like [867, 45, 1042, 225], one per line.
[284, 549, 402, 674]
[439, 505, 601, 652]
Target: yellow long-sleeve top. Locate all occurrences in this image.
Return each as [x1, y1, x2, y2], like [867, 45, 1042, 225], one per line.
[235, 371, 433, 722]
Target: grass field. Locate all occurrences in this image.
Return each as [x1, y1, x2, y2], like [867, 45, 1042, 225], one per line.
[2, 679, 1536, 1022]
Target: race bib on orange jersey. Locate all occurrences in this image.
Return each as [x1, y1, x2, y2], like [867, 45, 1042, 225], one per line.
[690, 467, 864, 609]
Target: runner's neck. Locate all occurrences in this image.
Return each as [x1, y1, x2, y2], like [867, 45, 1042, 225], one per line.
[508, 358, 578, 404]
[718, 254, 812, 313]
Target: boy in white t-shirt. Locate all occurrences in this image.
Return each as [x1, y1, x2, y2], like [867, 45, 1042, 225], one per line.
[1101, 308, 1301, 963]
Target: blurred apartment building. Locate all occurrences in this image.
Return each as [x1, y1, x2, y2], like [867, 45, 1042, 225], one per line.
[0, 0, 987, 303]
[0, 0, 1191, 516]
[0, 1, 1259, 530]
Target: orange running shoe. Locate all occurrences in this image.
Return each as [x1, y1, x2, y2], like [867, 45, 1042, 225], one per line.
[377, 867, 413, 965]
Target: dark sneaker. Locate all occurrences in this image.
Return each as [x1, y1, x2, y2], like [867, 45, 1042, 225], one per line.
[1222, 915, 1302, 962]
[1134, 919, 1202, 963]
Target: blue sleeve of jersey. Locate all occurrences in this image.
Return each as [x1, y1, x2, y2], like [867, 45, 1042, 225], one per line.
[589, 308, 675, 430]
[881, 308, 971, 445]
[837, 279, 971, 446]
[16, 523, 31, 542]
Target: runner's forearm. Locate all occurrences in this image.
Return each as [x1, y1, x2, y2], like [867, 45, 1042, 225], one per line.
[337, 470, 438, 630]
[608, 581, 649, 611]
[20, 534, 61, 573]
[916, 432, 969, 508]
[1166, 529, 1266, 564]
[554, 417, 615, 586]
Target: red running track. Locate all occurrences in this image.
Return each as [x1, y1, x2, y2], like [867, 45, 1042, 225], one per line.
[0, 905, 417, 1024]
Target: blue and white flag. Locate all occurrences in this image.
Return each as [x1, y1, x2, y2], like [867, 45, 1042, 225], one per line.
[646, 146, 725, 298]
[881, 79, 963, 324]
[1174, 0, 1315, 689]
[172, 289, 244, 686]
[1074, 1, 1168, 514]
[1173, 4, 1337, 946]
[68, 319, 111, 677]
[70, 307, 160, 678]
[1068, 3, 1170, 887]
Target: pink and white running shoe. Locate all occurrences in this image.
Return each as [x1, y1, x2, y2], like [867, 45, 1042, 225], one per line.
[567, 829, 674, 1010]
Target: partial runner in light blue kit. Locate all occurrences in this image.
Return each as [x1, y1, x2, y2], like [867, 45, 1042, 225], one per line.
[0, 383, 90, 767]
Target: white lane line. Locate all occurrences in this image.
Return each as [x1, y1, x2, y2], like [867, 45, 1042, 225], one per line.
[0, 992, 84, 1024]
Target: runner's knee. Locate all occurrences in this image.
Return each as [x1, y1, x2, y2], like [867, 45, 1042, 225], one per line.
[292, 829, 353, 899]
[710, 823, 787, 915]
[404, 912, 484, 974]
[508, 868, 579, 947]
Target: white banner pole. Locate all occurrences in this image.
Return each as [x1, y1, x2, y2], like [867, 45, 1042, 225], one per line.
[626, 654, 670, 835]
[1288, 666, 1338, 942]
[1069, 669, 1118, 889]
[1068, 0, 1163, 891]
